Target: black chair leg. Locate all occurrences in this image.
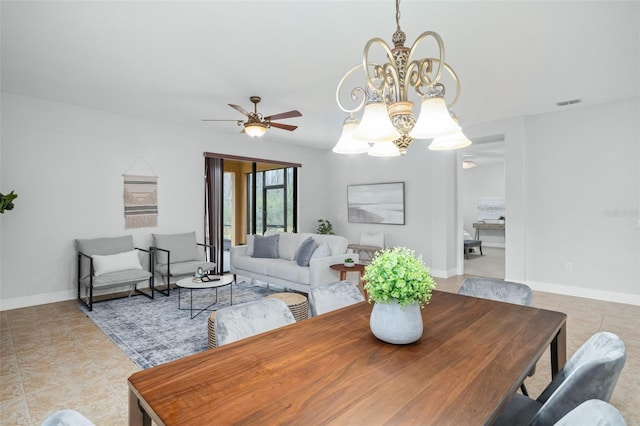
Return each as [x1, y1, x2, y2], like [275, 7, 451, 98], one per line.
[520, 383, 529, 396]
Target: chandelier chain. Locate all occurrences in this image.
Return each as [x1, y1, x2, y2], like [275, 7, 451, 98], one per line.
[396, 0, 401, 31]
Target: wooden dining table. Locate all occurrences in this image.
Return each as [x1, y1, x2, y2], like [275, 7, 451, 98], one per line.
[128, 290, 567, 426]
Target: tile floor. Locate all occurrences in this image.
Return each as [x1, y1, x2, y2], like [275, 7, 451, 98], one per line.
[1, 276, 639, 425]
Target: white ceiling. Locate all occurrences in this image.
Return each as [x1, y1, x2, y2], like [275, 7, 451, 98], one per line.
[2, 1, 638, 151]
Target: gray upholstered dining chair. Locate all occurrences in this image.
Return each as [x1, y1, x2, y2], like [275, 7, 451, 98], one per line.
[150, 231, 216, 296]
[214, 298, 296, 347]
[458, 277, 535, 395]
[309, 280, 365, 316]
[554, 399, 627, 426]
[493, 331, 626, 426]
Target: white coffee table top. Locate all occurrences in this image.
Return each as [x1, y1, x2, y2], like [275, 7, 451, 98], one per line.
[176, 274, 234, 290]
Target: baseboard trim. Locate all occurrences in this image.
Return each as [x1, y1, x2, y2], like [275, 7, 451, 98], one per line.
[431, 268, 459, 279]
[527, 280, 640, 306]
[0, 289, 76, 311]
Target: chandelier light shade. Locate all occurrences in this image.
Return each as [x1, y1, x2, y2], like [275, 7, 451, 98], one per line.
[429, 130, 472, 150]
[354, 101, 401, 142]
[244, 122, 267, 138]
[334, 0, 471, 156]
[409, 96, 461, 139]
[332, 118, 371, 154]
[368, 141, 401, 157]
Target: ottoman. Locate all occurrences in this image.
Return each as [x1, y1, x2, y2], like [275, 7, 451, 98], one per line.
[265, 292, 309, 322]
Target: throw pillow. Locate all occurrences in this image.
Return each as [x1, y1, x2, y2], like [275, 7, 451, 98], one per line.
[310, 243, 331, 260]
[252, 234, 279, 259]
[92, 250, 142, 276]
[295, 237, 318, 267]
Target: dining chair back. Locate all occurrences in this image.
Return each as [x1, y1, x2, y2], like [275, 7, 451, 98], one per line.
[494, 332, 626, 426]
[458, 277, 533, 306]
[554, 399, 627, 426]
[309, 280, 365, 316]
[215, 298, 296, 347]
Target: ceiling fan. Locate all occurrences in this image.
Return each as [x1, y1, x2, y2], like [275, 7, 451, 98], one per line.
[202, 96, 302, 137]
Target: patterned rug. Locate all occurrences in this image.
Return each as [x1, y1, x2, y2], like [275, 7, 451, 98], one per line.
[82, 281, 278, 369]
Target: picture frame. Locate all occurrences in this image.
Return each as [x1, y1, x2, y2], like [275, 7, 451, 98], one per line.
[347, 182, 405, 225]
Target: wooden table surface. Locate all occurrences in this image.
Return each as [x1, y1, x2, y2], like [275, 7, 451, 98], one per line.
[128, 290, 566, 426]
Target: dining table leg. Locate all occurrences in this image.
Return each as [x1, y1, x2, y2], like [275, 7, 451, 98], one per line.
[129, 389, 151, 426]
[550, 322, 567, 379]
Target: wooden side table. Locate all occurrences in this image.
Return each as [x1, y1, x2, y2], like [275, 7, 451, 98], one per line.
[330, 263, 367, 299]
[265, 292, 309, 322]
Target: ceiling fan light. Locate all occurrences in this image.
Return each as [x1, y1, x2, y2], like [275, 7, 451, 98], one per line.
[244, 122, 267, 138]
[354, 101, 401, 143]
[410, 96, 461, 139]
[429, 130, 472, 151]
[333, 120, 370, 154]
[368, 141, 400, 157]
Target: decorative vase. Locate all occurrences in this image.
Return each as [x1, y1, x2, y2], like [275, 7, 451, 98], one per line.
[369, 299, 423, 344]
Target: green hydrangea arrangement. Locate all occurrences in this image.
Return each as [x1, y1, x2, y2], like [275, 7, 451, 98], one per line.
[363, 247, 436, 309]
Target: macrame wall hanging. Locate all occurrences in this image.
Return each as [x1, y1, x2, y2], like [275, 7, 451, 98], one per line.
[122, 157, 158, 229]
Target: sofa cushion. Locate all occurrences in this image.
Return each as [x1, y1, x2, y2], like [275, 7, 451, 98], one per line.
[252, 234, 279, 258]
[152, 232, 201, 266]
[246, 234, 255, 256]
[92, 250, 142, 276]
[277, 232, 301, 261]
[311, 243, 331, 260]
[296, 237, 318, 267]
[301, 233, 349, 256]
[266, 259, 310, 285]
[233, 255, 269, 275]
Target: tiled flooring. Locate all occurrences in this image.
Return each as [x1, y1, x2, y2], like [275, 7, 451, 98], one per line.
[2, 276, 639, 425]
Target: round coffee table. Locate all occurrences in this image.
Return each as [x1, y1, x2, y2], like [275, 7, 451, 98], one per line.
[176, 274, 235, 319]
[265, 292, 309, 322]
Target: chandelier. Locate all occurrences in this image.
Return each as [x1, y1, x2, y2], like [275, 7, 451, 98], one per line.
[333, 0, 471, 156]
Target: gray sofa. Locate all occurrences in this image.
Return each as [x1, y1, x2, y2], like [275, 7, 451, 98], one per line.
[230, 231, 358, 294]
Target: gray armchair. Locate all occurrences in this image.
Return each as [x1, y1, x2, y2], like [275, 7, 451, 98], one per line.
[493, 332, 627, 426]
[150, 231, 216, 296]
[458, 277, 534, 395]
[214, 298, 296, 347]
[76, 235, 153, 311]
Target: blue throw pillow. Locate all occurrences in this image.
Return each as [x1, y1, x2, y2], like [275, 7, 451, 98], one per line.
[252, 234, 279, 259]
[295, 237, 318, 267]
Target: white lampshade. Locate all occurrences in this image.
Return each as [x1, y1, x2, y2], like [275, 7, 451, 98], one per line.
[368, 141, 400, 157]
[429, 129, 472, 150]
[332, 121, 370, 154]
[244, 122, 267, 137]
[354, 101, 401, 142]
[409, 96, 461, 139]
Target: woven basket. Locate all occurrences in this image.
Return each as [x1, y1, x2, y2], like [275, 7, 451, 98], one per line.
[265, 292, 309, 322]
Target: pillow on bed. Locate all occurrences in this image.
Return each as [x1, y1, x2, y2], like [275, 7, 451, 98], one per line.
[92, 250, 142, 276]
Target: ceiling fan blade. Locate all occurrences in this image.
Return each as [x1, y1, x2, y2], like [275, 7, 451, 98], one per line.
[269, 122, 298, 131]
[202, 119, 241, 122]
[228, 104, 250, 116]
[265, 110, 302, 121]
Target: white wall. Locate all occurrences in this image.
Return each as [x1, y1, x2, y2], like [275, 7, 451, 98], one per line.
[0, 93, 327, 310]
[523, 99, 639, 302]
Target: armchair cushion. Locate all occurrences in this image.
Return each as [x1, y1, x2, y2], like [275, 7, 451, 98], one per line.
[76, 235, 134, 256]
[92, 250, 142, 276]
[252, 234, 279, 259]
[152, 232, 201, 265]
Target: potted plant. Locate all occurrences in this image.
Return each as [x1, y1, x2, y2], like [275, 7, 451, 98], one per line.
[362, 247, 436, 344]
[343, 257, 355, 267]
[0, 191, 18, 214]
[316, 219, 334, 235]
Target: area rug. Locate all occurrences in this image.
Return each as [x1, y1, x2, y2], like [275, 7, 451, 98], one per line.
[81, 281, 278, 369]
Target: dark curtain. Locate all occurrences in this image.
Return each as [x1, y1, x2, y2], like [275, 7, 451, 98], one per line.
[204, 157, 224, 274]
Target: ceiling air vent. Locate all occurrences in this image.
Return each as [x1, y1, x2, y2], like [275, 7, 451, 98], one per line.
[556, 99, 582, 107]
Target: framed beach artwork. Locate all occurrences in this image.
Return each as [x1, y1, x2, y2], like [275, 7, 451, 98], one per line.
[347, 182, 405, 225]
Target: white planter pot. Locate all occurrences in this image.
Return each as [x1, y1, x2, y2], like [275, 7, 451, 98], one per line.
[344, 262, 355, 267]
[369, 300, 423, 344]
